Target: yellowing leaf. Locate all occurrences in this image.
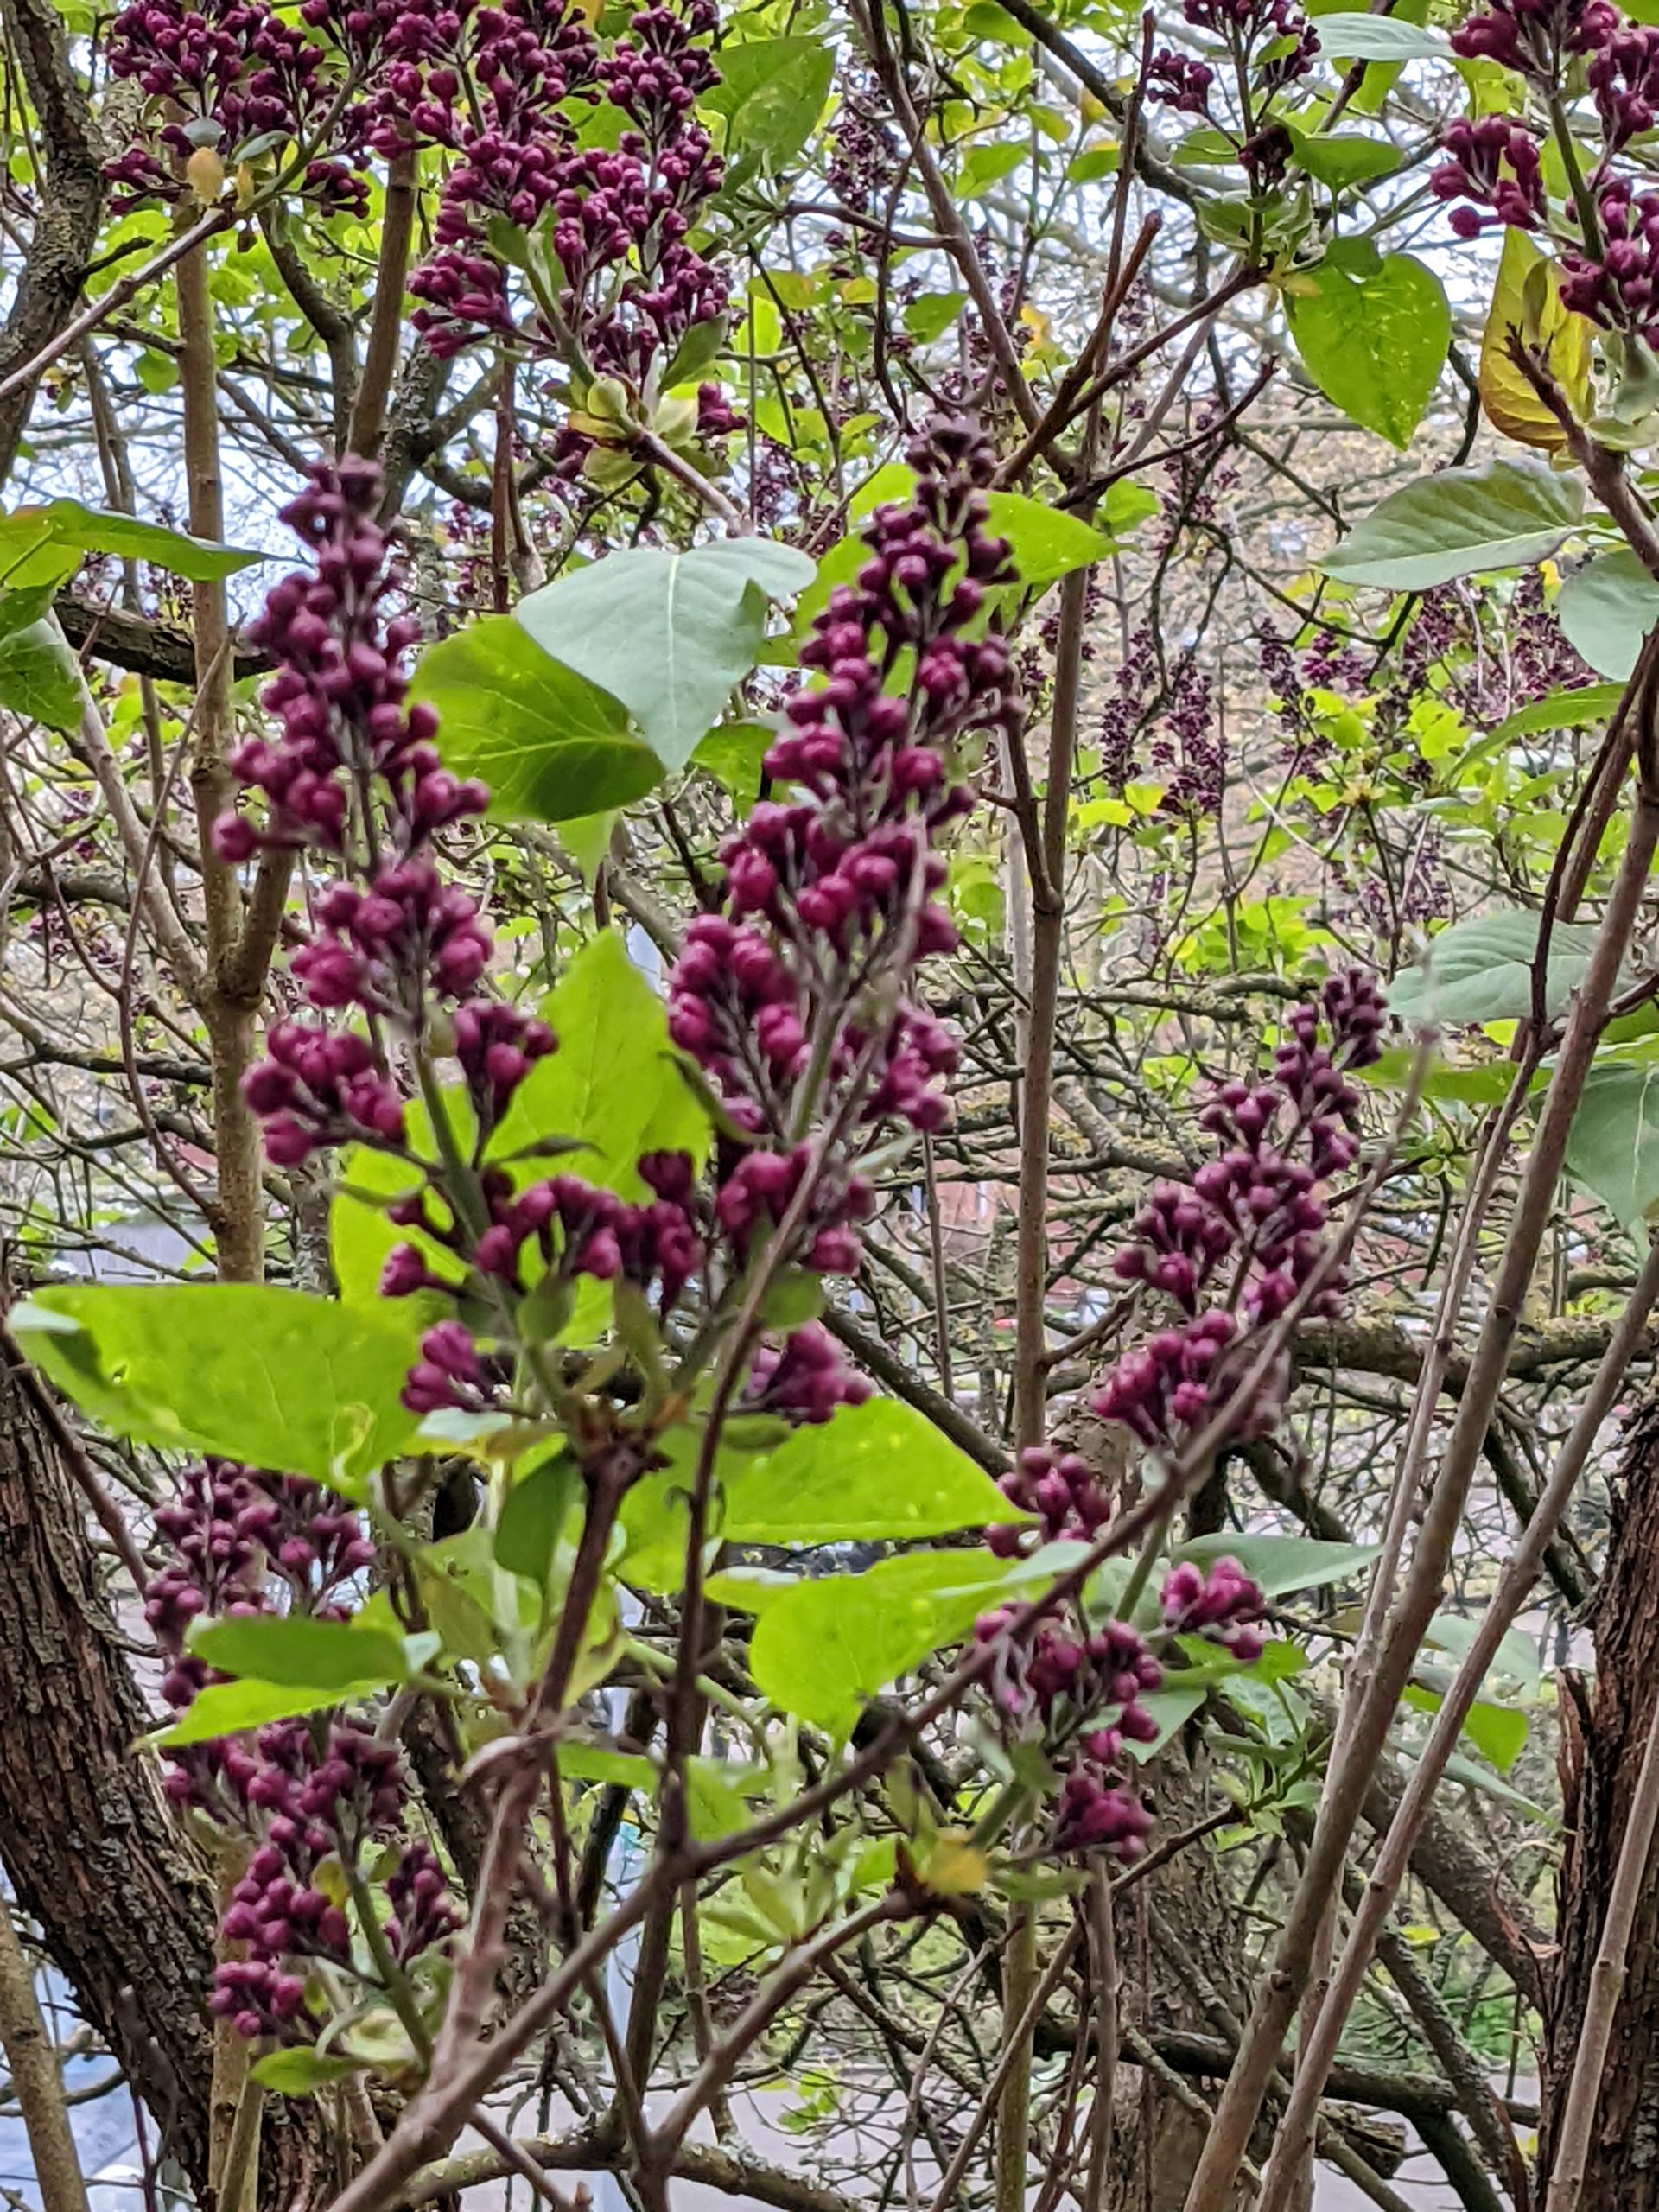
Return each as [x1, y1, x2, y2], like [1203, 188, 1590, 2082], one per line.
[1479, 228, 1593, 452]
[922, 1833, 989, 1897]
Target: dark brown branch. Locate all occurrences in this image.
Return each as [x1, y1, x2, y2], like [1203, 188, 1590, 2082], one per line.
[0, 0, 103, 483]
[53, 596, 271, 685]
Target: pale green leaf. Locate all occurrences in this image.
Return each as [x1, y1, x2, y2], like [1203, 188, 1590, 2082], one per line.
[516, 541, 814, 772]
[1389, 906, 1601, 1026]
[10, 1282, 422, 1491]
[1321, 460, 1584, 591]
[413, 615, 662, 823]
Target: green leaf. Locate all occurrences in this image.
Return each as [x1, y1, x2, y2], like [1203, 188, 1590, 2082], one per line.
[1359, 1043, 1516, 1107]
[1286, 126, 1398, 188]
[1462, 1700, 1529, 1771]
[517, 540, 814, 772]
[495, 1454, 578, 1582]
[154, 1676, 389, 1747]
[135, 350, 179, 396]
[703, 38, 833, 168]
[662, 316, 728, 391]
[1424, 1609, 1541, 1695]
[0, 511, 79, 592]
[413, 615, 662, 824]
[1102, 478, 1160, 537]
[693, 721, 771, 808]
[1127, 1682, 1208, 1755]
[1389, 906, 1601, 1026]
[985, 491, 1121, 585]
[489, 931, 711, 1192]
[957, 141, 1027, 198]
[1320, 459, 1584, 590]
[904, 292, 969, 344]
[11, 1283, 422, 1490]
[1286, 251, 1449, 450]
[1567, 1058, 1659, 1227]
[1068, 146, 1121, 184]
[1491, 681, 1628, 742]
[562, 809, 617, 880]
[1402, 1682, 1528, 1774]
[29, 497, 262, 580]
[720, 1398, 1015, 1545]
[1173, 1533, 1379, 1599]
[736, 1547, 1072, 1735]
[251, 2049, 363, 2094]
[1311, 10, 1446, 57]
[0, 617, 80, 731]
[0, 582, 60, 641]
[1556, 550, 1659, 681]
[189, 1612, 408, 1690]
[1440, 1751, 1554, 1820]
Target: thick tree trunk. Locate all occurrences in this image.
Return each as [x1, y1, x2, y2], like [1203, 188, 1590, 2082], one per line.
[1542, 1376, 1659, 2198]
[0, 1348, 218, 2179]
[0, 1346, 334, 2206]
[1109, 1744, 1254, 2212]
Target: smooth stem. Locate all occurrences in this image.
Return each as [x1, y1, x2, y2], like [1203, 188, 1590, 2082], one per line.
[1547, 1671, 1659, 2212]
[1012, 558, 1090, 1451]
[1550, 93, 1603, 257]
[1182, 733, 1659, 2212]
[995, 1907, 1039, 2212]
[1084, 1870, 1116, 2212]
[347, 148, 417, 458]
[1257, 1230, 1659, 2204]
[177, 233, 266, 1289]
[346, 1847, 433, 2065]
[0, 1892, 90, 2212]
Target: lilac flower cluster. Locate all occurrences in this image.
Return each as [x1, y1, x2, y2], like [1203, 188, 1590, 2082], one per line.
[145, 1462, 459, 2043]
[665, 419, 1023, 1283]
[221, 459, 713, 1421]
[1093, 975, 1385, 1455]
[404, 0, 732, 477]
[827, 67, 903, 222]
[104, 0, 390, 211]
[976, 1606, 1162, 1859]
[1300, 626, 1369, 696]
[212, 1726, 414, 2041]
[744, 1322, 872, 1425]
[1431, 0, 1659, 335]
[1561, 178, 1659, 340]
[1095, 626, 1224, 817]
[221, 462, 513, 1162]
[1162, 1556, 1264, 1660]
[973, 1552, 1266, 1862]
[1430, 118, 1546, 240]
[393, 1154, 706, 1414]
[1449, 0, 1621, 83]
[1147, 0, 1315, 130]
[985, 1445, 1114, 1557]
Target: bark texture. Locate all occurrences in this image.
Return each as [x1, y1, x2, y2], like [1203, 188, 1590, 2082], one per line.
[0, 1347, 342, 2207]
[0, 1351, 217, 2179]
[1543, 1374, 1659, 2198]
[0, 0, 103, 483]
